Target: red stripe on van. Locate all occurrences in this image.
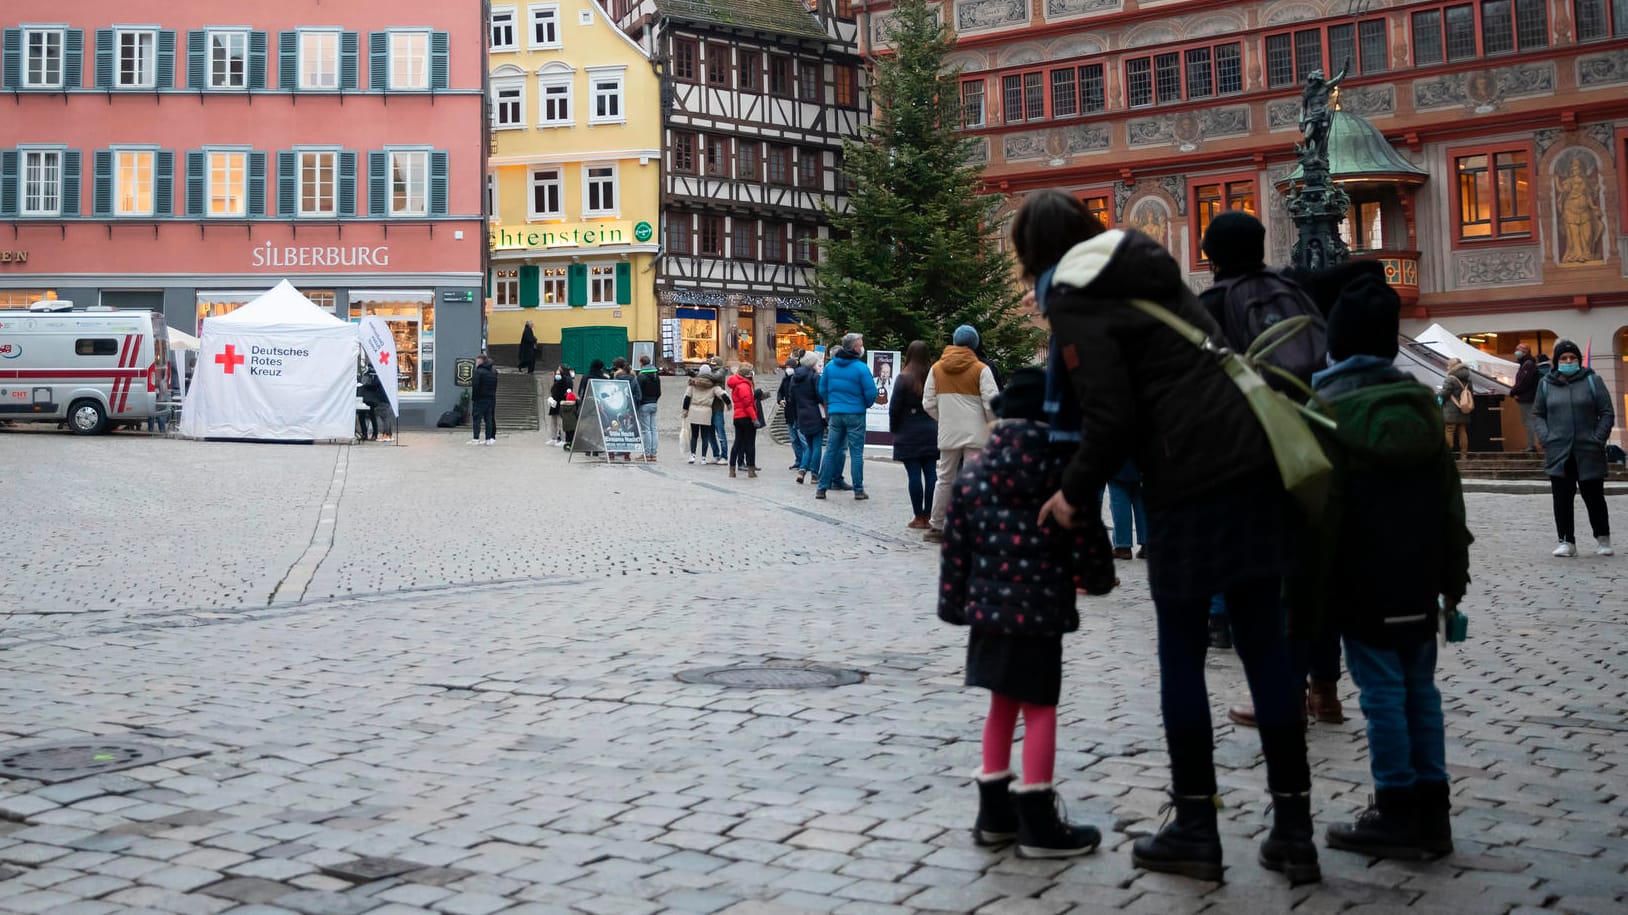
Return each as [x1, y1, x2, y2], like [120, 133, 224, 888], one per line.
[108, 334, 133, 414]
[0, 369, 148, 380]
[114, 333, 136, 413]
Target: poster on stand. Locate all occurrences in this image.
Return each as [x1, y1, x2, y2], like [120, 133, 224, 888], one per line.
[570, 378, 645, 461]
[359, 315, 400, 417]
[865, 350, 899, 445]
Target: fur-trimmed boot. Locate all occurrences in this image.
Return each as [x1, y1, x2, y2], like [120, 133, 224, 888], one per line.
[972, 770, 1018, 846]
[1258, 790, 1321, 885]
[1011, 782, 1101, 859]
[1131, 792, 1223, 881]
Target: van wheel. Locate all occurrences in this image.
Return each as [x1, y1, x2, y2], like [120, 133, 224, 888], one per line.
[67, 399, 108, 435]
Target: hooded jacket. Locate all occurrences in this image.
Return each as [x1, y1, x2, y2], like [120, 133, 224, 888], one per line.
[1044, 229, 1273, 510]
[1291, 363, 1472, 646]
[788, 364, 826, 438]
[685, 373, 721, 415]
[818, 347, 878, 415]
[923, 346, 998, 450]
[636, 366, 662, 403]
[728, 373, 758, 422]
[1533, 365, 1615, 480]
[937, 420, 1115, 637]
[1438, 363, 1473, 424]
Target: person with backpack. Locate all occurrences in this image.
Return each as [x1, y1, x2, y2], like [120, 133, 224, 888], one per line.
[1291, 274, 1472, 862]
[1198, 211, 1326, 395]
[938, 367, 1115, 859]
[635, 356, 662, 462]
[1013, 190, 1320, 885]
[1438, 359, 1474, 458]
[1533, 339, 1614, 558]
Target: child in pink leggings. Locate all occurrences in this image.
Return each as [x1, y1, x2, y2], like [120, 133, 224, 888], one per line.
[937, 367, 1116, 858]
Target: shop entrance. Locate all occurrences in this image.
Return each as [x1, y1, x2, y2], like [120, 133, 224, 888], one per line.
[562, 326, 628, 372]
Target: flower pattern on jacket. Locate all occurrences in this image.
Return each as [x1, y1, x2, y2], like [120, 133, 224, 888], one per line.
[937, 420, 1116, 636]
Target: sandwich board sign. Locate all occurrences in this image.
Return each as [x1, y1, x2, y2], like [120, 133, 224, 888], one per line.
[569, 378, 645, 462]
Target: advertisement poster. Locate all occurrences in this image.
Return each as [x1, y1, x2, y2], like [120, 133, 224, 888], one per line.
[358, 315, 399, 417]
[865, 350, 899, 442]
[590, 377, 645, 455]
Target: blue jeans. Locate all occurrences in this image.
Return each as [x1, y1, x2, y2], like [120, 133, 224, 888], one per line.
[818, 412, 866, 493]
[790, 423, 806, 467]
[800, 429, 824, 474]
[1107, 478, 1147, 549]
[711, 410, 729, 458]
[1156, 576, 1309, 795]
[638, 403, 659, 455]
[1345, 637, 1447, 789]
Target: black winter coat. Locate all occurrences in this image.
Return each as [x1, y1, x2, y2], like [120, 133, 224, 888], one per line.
[471, 364, 498, 400]
[788, 365, 826, 438]
[938, 420, 1115, 637]
[889, 372, 939, 462]
[1045, 229, 1274, 510]
[1510, 354, 1539, 403]
[1534, 367, 1615, 480]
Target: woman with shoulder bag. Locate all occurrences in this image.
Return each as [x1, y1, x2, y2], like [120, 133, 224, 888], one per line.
[891, 341, 939, 529]
[1438, 358, 1473, 458]
[1533, 339, 1615, 558]
[1013, 190, 1318, 885]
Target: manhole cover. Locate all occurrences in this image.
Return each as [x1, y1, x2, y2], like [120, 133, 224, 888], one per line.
[676, 666, 864, 689]
[0, 740, 205, 784]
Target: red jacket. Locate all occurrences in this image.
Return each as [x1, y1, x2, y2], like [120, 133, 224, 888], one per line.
[728, 374, 758, 422]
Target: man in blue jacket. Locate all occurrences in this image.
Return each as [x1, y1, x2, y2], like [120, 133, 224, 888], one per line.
[817, 333, 879, 500]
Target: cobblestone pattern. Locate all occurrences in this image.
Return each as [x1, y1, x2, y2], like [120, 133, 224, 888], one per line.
[1, 428, 1625, 913]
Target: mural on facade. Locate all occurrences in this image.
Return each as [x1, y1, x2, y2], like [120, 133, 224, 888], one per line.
[1553, 150, 1607, 266]
[1131, 198, 1171, 251]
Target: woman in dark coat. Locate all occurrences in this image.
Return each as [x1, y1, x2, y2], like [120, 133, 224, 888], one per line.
[518, 321, 538, 374]
[1012, 190, 1318, 885]
[548, 365, 573, 444]
[789, 351, 827, 485]
[1534, 338, 1615, 557]
[890, 340, 940, 528]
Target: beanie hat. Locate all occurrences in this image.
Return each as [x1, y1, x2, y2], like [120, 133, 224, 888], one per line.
[1325, 274, 1401, 361]
[1200, 211, 1266, 271]
[1554, 339, 1582, 362]
[991, 366, 1046, 422]
[952, 325, 980, 348]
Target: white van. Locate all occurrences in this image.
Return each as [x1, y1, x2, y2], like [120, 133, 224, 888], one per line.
[0, 305, 171, 434]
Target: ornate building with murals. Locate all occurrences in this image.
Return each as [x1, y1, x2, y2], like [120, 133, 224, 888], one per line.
[858, 0, 1628, 436]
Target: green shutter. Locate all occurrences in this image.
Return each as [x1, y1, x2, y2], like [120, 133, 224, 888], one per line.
[185, 150, 204, 216]
[0, 151, 16, 216]
[615, 262, 632, 305]
[1, 29, 19, 90]
[368, 151, 386, 216]
[278, 31, 296, 89]
[247, 151, 265, 215]
[154, 150, 174, 215]
[519, 265, 540, 308]
[429, 150, 448, 214]
[369, 32, 387, 90]
[277, 150, 296, 216]
[430, 31, 449, 90]
[338, 151, 356, 215]
[156, 30, 176, 89]
[248, 31, 267, 89]
[340, 31, 358, 90]
[92, 150, 112, 215]
[64, 30, 83, 88]
[567, 264, 587, 307]
[95, 29, 113, 89]
[187, 30, 206, 89]
[60, 150, 81, 215]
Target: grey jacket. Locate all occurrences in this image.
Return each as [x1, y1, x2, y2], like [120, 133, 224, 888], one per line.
[1438, 365, 1473, 425]
[1533, 368, 1615, 481]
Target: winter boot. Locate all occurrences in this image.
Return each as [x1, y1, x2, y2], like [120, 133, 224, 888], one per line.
[1131, 793, 1223, 881]
[1414, 780, 1454, 857]
[1011, 783, 1101, 859]
[729, 466, 737, 478]
[748, 467, 757, 478]
[1208, 615, 1233, 650]
[1258, 791, 1321, 885]
[1325, 788, 1424, 860]
[1306, 679, 1346, 723]
[972, 771, 1018, 846]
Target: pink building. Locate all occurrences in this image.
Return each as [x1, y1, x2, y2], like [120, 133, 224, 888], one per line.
[0, 0, 485, 425]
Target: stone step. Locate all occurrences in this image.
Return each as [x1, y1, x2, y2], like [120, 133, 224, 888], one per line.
[494, 373, 539, 432]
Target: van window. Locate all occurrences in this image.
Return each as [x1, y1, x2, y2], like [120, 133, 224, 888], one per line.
[75, 338, 120, 356]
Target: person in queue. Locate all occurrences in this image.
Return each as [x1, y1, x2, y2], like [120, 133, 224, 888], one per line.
[1533, 339, 1614, 558]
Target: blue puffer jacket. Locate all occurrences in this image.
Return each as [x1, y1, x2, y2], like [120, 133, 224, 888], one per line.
[818, 347, 878, 415]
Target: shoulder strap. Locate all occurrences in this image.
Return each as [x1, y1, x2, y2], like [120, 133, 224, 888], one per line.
[1128, 298, 1212, 349]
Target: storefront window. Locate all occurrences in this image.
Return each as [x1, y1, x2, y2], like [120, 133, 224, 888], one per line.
[0, 290, 50, 308]
[351, 290, 435, 394]
[197, 289, 335, 334]
[677, 307, 716, 362]
[736, 305, 754, 364]
[775, 309, 812, 364]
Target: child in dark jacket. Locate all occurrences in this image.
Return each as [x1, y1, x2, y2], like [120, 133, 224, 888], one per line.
[938, 367, 1116, 859]
[1296, 275, 1473, 860]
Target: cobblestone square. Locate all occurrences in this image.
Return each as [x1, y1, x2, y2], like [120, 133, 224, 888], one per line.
[2, 429, 1626, 913]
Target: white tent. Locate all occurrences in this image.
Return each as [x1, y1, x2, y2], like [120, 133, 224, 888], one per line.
[167, 326, 199, 351]
[179, 280, 358, 441]
[1413, 323, 1521, 386]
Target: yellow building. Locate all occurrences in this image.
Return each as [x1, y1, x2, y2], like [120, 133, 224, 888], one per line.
[486, 0, 661, 371]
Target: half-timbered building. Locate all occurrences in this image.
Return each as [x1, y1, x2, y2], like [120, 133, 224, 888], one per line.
[612, 0, 867, 370]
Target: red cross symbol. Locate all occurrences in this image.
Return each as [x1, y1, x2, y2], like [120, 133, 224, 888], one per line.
[377, 350, 391, 366]
[215, 344, 245, 374]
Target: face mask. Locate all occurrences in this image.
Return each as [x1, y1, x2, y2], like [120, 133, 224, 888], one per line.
[1558, 362, 1581, 375]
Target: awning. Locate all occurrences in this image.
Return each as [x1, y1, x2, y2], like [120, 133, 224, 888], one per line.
[676, 307, 716, 320]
